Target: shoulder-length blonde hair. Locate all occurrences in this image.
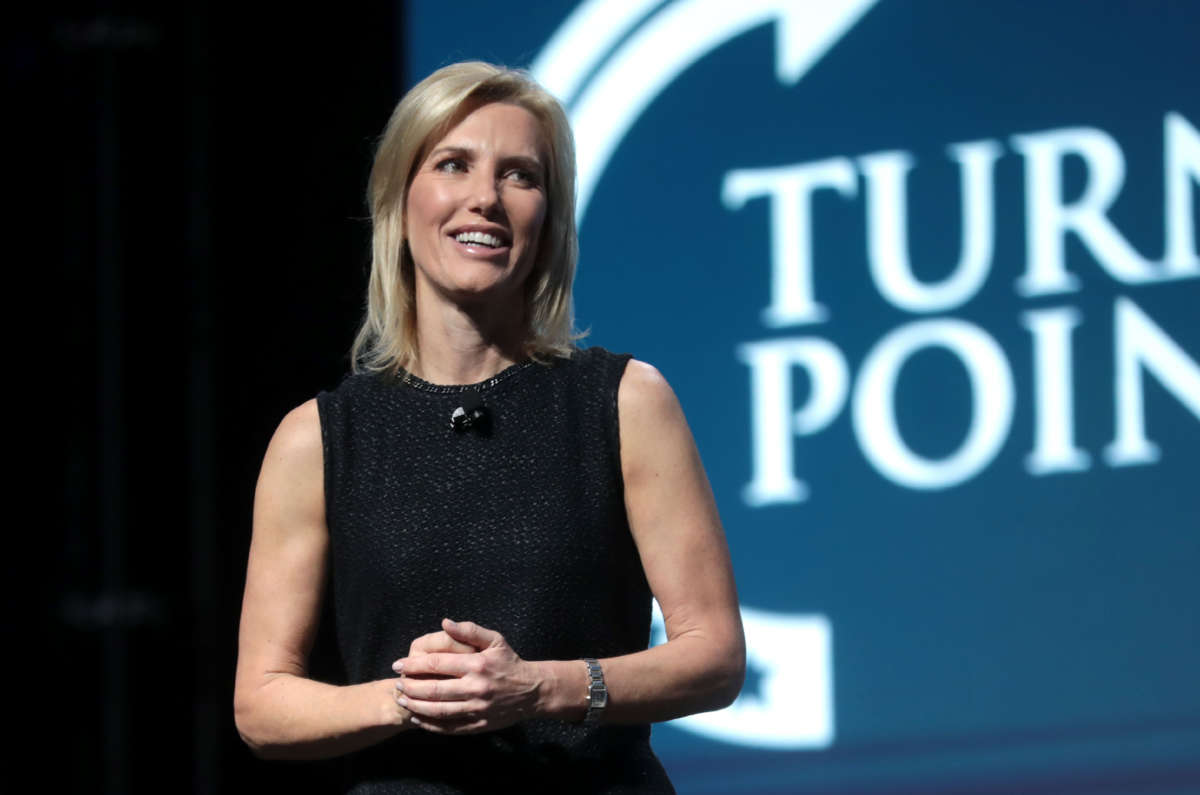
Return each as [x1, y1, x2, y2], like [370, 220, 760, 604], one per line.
[351, 61, 581, 375]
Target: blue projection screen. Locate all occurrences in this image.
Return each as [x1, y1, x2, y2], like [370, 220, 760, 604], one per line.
[404, 1, 1200, 791]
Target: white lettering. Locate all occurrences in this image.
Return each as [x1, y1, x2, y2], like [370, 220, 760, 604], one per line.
[728, 117, 1196, 500]
[1165, 112, 1200, 276]
[723, 159, 857, 327]
[739, 338, 849, 505]
[1013, 127, 1160, 295]
[1022, 307, 1091, 474]
[1104, 297, 1200, 466]
[859, 140, 1002, 312]
[852, 319, 1015, 489]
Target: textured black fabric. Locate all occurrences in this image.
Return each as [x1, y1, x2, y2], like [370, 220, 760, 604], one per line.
[316, 347, 674, 794]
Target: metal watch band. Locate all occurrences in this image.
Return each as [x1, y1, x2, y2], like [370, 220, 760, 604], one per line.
[583, 658, 607, 723]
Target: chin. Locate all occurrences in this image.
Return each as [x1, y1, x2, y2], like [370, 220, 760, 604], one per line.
[443, 278, 523, 307]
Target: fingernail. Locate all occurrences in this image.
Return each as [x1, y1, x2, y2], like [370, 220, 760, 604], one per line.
[392, 661, 403, 673]
[395, 681, 404, 692]
[410, 716, 421, 725]
[398, 697, 409, 708]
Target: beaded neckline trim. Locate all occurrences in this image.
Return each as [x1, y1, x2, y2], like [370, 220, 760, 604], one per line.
[399, 359, 537, 394]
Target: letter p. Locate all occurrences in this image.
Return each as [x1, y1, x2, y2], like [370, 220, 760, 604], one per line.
[739, 338, 849, 506]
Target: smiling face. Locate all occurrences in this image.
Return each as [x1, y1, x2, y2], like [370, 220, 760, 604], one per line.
[404, 101, 549, 313]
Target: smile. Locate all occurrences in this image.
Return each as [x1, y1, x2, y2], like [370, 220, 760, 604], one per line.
[454, 231, 507, 248]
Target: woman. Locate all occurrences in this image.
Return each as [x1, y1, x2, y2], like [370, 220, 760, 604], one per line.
[234, 62, 745, 792]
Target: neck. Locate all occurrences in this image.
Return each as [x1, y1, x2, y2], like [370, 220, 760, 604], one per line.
[410, 282, 529, 385]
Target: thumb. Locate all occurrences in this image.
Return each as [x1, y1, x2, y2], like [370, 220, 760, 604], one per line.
[442, 618, 502, 650]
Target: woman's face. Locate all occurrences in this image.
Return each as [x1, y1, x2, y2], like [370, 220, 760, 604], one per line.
[405, 101, 549, 310]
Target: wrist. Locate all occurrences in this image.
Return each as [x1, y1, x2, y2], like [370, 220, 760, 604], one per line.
[534, 660, 589, 721]
[375, 678, 414, 731]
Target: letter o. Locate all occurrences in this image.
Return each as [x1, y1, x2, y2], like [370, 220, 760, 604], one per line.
[852, 319, 1015, 489]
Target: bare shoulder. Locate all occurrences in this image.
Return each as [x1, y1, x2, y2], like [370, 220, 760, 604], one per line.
[255, 398, 325, 528]
[617, 359, 699, 487]
[266, 399, 323, 465]
[618, 359, 685, 427]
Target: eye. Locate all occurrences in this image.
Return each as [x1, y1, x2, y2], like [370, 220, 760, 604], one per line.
[506, 167, 542, 188]
[435, 157, 466, 174]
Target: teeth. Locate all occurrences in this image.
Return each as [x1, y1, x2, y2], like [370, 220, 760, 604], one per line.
[455, 231, 503, 248]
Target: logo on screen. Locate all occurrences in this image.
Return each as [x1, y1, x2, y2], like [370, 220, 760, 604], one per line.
[534, 0, 1200, 751]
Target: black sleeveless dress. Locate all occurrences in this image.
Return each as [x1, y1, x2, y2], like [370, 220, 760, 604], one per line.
[316, 347, 675, 793]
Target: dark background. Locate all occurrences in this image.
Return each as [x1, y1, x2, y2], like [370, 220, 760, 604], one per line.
[15, 2, 400, 791]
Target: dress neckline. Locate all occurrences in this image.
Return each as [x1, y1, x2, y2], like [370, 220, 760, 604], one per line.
[398, 358, 537, 394]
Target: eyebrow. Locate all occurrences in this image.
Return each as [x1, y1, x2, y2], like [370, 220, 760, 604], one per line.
[427, 145, 471, 162]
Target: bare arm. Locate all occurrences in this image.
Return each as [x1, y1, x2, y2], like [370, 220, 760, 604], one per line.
[583, 359, 746, 720]
[233, 399, 413, 759]
[395, 360, 745, 730]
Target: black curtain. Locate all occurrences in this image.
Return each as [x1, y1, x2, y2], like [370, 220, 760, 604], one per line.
[13, 2, 401, 791]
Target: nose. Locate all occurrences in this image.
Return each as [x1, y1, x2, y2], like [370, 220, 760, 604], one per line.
[467, 169, 501, 216]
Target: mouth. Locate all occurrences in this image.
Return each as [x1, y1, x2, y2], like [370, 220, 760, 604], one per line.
[451, 228, 511, 250]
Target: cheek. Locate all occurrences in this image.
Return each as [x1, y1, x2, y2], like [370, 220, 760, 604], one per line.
[525, 200, 549, 253]
[406, 180, 451, 234]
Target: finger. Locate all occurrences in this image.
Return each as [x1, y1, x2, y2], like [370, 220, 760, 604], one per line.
[442, 618, 503, 649]
[409, 715, 489, 735]
[392, 683, 413, 717]
[397, 675, 475, 702]
[398, 652, 477, 679]
[399, 694, 487, 720]
[409, 631, 477, 656]
[405, 632, 440, 658]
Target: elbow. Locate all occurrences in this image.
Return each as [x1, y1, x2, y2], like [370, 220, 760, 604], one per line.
[696, 634, 746, 713]
[675, 621, 747, 714]
[237, 732, 271, 760]
[243, 741, 291, 762]
[234, 691, 284, 760]
[236, 731, 301, 762]
[234, 685, 340, 762]
[713, 644, 746, 710]
[235, 719, 289, 761]
[233, 693, 266, 757]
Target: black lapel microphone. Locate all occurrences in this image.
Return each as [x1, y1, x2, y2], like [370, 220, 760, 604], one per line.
[450, 391, 489, 433]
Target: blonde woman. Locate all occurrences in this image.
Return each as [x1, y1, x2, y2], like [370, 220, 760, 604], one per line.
[234, 62, 744, 793]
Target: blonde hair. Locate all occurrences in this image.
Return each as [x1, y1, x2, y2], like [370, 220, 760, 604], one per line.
[351, 61, 581, 375]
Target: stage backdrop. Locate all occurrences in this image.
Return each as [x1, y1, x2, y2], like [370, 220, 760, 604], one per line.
[403, 2, 1200, 791]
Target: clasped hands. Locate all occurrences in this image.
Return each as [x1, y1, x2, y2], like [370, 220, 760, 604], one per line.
[392, 618, 544, 735]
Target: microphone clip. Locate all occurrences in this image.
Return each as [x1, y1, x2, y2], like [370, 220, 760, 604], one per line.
[450, 391, 489, 433]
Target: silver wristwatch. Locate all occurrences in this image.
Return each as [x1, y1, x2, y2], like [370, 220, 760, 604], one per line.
[583, 658, 607, 723]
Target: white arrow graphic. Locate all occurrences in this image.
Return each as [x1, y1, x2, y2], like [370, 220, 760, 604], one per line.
[533, 0, 879, 220]
[652, 601, 834, 748]
[530, 0, 663, 105]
